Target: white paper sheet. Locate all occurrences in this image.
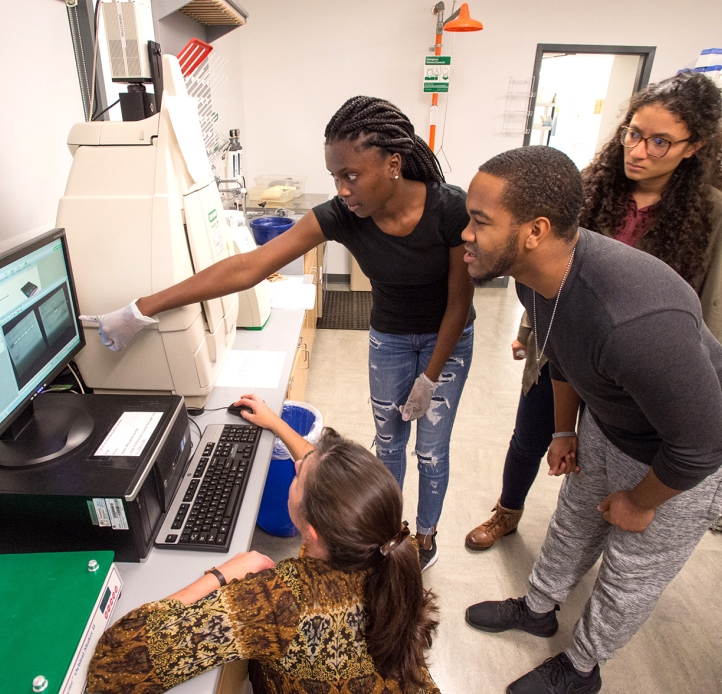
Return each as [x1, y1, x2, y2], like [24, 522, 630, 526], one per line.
[270, 280, 316, 310]
[95, 412, 163, 457]
[164, 95, 214, 184]
[215, 350, 287, 389]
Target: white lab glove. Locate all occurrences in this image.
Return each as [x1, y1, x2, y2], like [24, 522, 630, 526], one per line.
[401, 373, 438, 422]
[79, 300, 158, 351]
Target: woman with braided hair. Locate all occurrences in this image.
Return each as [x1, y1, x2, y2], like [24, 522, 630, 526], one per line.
[316, 96, 475, 570]
[92, 96, 475, 570]
[466, 70, 722, 554]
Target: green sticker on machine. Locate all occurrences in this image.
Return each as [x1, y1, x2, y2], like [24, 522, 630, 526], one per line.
[424, 55, 451, 93]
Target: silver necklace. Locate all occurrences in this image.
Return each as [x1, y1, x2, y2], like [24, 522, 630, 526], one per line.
[532, 245, 577, 383]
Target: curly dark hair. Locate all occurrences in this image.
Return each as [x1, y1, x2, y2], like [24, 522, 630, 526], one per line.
[579, 71, 722, 286]
[479, 145, 583, 241]
[325, 96, 445, 183]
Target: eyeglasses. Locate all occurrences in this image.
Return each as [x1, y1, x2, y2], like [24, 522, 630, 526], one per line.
[620, 126, 690, 158]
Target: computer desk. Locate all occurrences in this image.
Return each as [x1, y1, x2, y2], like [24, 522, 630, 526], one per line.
[110, 286, 309, 694]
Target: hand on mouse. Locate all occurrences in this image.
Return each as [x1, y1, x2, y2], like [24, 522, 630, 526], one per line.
[233, 394, 279, 431]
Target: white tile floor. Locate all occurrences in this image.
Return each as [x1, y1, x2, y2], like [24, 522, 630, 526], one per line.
[251, 283, 722, 694]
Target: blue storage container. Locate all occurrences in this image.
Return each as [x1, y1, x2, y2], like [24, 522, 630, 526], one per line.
[249, 216, 295, 245]
[256, 402, 322, 537]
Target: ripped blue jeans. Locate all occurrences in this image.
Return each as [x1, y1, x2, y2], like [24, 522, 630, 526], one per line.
[368, 325, 474, 534]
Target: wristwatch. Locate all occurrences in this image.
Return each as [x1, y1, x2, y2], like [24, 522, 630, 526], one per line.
[204, 566, 227, 586]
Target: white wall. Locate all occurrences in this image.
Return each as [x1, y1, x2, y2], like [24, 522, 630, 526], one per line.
[234, 0, 722, 272]
[0, 0, 85, 245]
[4, 0, 722, 265]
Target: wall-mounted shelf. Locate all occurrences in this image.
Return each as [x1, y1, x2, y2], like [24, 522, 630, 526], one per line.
[502, 77, 535, 135]
[179, 0, 247, 26]
[152, 0, 248, 49]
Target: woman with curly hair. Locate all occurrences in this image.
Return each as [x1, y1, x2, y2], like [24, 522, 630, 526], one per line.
[465, 71, 722, 553]
[580, 70, 722, 317]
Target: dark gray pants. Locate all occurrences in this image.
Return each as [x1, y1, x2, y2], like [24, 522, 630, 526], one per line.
[525, 410, 722, 672]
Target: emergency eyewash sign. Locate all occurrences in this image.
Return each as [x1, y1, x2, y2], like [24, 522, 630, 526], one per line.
[423, 56, 451, 93]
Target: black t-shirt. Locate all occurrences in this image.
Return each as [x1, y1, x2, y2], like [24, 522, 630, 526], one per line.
[313, 182, 474, 334]
[516, 228, 722, 491]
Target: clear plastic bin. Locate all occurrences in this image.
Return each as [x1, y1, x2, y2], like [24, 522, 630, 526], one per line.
[254, 174, 307, 198]
[247, 185, 295, 203]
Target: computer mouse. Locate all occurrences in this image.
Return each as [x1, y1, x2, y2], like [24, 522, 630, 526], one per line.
[227, 403, 253, 417]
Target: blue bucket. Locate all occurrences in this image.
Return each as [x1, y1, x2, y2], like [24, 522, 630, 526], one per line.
[249, 216, 295, 245]
[256, 403, 320, 537]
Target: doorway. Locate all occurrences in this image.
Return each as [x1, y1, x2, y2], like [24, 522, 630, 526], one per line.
[524, 44, 655, 170]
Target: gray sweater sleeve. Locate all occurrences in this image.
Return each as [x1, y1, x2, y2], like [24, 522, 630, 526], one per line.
[600, 311, 722, 490]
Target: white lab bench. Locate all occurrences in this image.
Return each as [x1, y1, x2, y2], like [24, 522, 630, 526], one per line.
[110, 286, 309, 694]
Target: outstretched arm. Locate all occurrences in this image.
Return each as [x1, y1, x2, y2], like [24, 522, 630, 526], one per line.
[137, 212, 326, 317]
[82, 213, 326, 351]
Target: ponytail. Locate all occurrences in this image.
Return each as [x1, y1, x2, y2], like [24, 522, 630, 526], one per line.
[300, 429, 439, 690]
[365, 534, 438, 689]
[324, 96, 445, 184]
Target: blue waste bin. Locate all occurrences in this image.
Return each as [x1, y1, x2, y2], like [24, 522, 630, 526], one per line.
[256, 402, 322, 537]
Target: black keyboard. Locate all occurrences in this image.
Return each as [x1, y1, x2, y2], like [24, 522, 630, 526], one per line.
[155, 423, 260, 552]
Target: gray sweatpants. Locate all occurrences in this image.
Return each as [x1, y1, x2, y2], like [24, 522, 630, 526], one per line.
[525, 410, 722, 673]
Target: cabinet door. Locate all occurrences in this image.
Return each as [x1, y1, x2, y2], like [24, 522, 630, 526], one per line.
[315, 243, 324, 318]
[303, 245, 317, 276]
[287, 337, 310, 401]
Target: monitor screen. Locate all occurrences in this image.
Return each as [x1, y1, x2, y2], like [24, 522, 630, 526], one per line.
[0, 229, 84, 434]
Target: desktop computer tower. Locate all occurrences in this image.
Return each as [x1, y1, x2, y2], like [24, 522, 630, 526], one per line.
[0, 394, 191, 562]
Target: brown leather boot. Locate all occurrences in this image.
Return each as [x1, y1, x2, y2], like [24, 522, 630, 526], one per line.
[465, 501, 523, 551]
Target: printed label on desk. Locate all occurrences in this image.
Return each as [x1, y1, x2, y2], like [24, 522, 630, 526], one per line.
[106, 498, 129, 530]
[95, 411, 163, 457]
[93, 498, 111, 527]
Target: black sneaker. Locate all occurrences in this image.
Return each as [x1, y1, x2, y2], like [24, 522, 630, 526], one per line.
[506, 653, 602, 694]
[465, 597, 559, 637]
[418, 532, 438, 572]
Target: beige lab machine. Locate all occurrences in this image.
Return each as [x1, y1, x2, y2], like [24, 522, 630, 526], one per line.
[57, 56, 238, 407]
[226, 210, 271, 329]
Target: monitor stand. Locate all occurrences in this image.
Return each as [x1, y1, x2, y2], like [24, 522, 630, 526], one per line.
[0, 397, 94, 467]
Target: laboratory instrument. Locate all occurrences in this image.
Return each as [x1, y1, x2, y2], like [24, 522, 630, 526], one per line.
[227, 210, 272, 329]
[57, 54, 239, 407]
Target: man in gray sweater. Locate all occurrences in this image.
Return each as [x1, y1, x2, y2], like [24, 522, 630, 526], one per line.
[461, 146, 722, 694]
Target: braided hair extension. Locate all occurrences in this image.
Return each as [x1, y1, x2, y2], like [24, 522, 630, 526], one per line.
[579, 72, 722, 287]
[324, 96, 445, 183]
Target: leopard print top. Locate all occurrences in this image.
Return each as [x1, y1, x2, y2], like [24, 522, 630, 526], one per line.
[87, 557, 439, 693]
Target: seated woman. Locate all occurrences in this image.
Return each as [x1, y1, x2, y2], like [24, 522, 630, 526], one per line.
[87, 394, 440, 694]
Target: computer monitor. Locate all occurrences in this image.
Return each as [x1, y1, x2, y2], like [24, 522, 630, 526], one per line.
[0, 228, 91, 467]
